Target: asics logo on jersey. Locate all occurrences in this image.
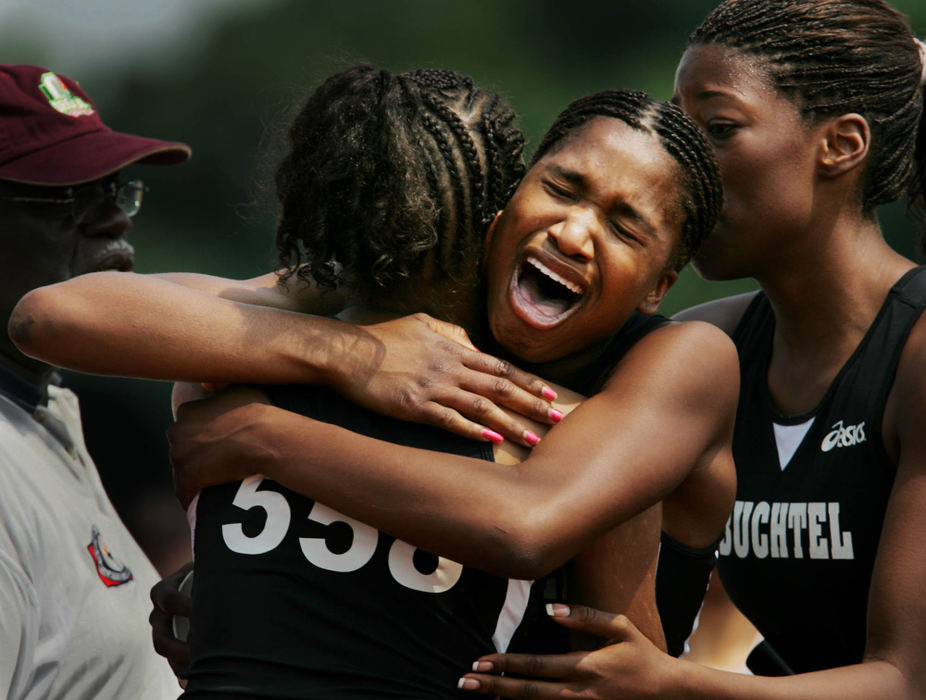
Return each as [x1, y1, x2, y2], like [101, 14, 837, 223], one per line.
[820, 420, 866, 453]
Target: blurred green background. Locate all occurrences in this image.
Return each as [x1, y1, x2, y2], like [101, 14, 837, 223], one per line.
[5, 0, 924, 572]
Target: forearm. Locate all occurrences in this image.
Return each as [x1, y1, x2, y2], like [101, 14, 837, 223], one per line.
[10, 272, 362, 386]
[674, 658, 908, 700]
[242, 406, 584, 579]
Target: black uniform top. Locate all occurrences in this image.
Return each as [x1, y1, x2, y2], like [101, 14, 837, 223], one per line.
[716, 266, 926, 673]
[183, 386, 535, 699]
[182, 312, 671, 697]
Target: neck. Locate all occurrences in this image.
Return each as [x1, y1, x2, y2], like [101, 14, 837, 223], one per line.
[755, 213, 914, 354]
[0, 339, 54, 392]
[351, 280, 487, 339]
[753, 211, 917, 415]
[338, 289, 489, 342]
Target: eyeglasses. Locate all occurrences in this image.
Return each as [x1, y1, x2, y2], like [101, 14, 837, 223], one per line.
[0, 179, 147, 219]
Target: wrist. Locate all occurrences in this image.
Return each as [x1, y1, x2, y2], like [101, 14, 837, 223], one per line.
[319, 320, 381, 395]
[277, 315, 362, 389]
[666, 657, 698, 699]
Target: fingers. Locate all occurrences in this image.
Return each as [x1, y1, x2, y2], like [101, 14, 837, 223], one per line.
[412, 314, 559, 411]
[470, 652, 586, 680]
[545, 603, 637, 643]
[462, 374, 561, 432]
[149, 562, 194, 678]
[458, 652, 590, 698]
[458, 672, 562, 698]
[150, 561, 194, 616]
[150, 623, 191, 678]
[414, 392, 546, 447]
[460, 351, 559, 418]
[360, 314, 559, 445]
[416, 348, 562, 445]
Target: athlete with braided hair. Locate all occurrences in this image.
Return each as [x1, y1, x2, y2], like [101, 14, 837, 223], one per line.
[14, 76, 735, 696]
[157, 88, 735, 694]
[271, 66, 523, 317]
[169, 66, 549, 698]
[451, 1, 926, 698]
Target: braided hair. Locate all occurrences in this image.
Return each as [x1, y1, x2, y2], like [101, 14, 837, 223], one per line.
[273, 65, 524, 306]
[689, 0, 926, 231]
[532, 90, 722, 270]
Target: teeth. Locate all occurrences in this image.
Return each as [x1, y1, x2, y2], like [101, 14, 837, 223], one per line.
[526, 258, 583, 295]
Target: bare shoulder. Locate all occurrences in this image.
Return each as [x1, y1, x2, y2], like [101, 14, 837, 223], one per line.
[672, 290, 760, 336]
[607, 318, 740, 412]
[645, 318, 739, 375]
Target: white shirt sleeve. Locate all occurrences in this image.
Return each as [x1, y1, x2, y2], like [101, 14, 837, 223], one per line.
[0, 547, 40, 700]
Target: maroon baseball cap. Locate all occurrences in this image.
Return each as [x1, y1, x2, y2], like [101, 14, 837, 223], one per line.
[0, 65, 191, 186]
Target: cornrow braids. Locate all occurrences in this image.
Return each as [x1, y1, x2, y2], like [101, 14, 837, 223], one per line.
[690, 0, 926, 232]
[533, 90, 722, 270]
[273, 65, 525, 306]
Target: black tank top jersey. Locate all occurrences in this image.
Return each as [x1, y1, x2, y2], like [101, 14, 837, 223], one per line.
[183, 312, 672, 698]
[183, 386, 535, 699]
[716, 266, 926, 673]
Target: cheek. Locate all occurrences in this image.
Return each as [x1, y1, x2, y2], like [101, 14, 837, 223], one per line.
[726, 133, 815, 212]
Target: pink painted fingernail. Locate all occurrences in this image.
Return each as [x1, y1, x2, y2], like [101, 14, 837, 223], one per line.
[550, 409, 563, 422]
[542, 386, 557, 401]
[481, 429, 504, 443]
[472, 661, 494, 672]
[524, 430, 540, 446]
[458, 677, 480, 690]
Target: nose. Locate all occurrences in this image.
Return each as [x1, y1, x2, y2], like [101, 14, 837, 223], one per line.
[547, 207, 595, 260]
[82, 198, 132, 239]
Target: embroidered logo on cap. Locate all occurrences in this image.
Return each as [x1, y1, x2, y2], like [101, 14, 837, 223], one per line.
[38, 72, 94, 117]
[87, 524, 134, 587]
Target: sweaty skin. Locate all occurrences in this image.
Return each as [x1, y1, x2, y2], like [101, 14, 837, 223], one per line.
[456, 36, 926, 700]
[168, 118, 736, 599]
[14, 109, 735, 674]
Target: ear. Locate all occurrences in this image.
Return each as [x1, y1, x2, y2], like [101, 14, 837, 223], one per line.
[818, 113, 870, 178]
[636, 269, 679, 315]
[482, 210, 504, 265]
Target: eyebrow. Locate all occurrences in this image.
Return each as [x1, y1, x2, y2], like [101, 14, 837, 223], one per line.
[548, 164, 587, 188]
[673, 88, 732, 104]
[614, 201, 656, 238]
[547, 164, 656, 239]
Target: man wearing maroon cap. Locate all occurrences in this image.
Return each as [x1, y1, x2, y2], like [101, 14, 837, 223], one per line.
[0, 65, 190, 699]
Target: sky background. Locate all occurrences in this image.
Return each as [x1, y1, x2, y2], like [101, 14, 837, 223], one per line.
[0, 0, 278, 74]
